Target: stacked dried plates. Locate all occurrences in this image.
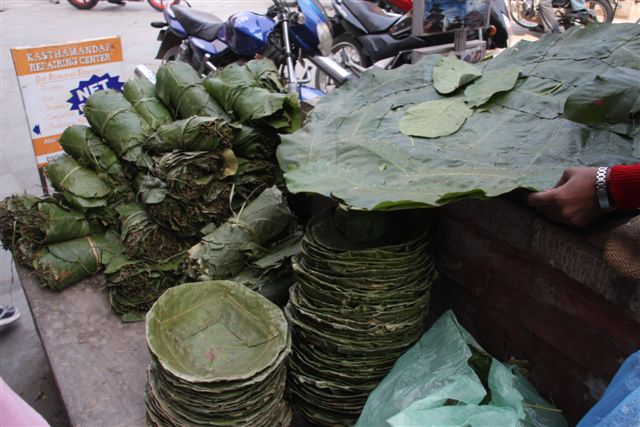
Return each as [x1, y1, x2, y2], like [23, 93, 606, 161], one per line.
[286, 208, 436, 426]
[145, 280, 292, 426]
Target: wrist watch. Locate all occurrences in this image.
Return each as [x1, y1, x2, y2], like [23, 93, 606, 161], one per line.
[595, 166, 613, 210]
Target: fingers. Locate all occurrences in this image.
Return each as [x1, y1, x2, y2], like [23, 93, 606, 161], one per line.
[527, 188, 558, 207]
[553, 168, 573, 188]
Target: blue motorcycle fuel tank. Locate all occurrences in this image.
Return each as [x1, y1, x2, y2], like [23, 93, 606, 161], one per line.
[218, 11, 275, 56]
[291, 0, 330, 55]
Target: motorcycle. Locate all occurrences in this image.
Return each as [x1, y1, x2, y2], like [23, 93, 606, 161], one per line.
[365, 0, 511, 49]
[151, 0, 353, 100]
[508, 0, 614, 31]
[368, 0, 412, 14]
[316, 0, 510, 90]
[67, 0, 180, 11]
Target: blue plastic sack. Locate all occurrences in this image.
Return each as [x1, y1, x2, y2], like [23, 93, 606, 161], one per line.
[577, 350, 640, 427]
[355, 310, 567, 427]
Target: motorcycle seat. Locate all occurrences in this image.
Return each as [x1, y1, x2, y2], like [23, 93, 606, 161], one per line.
[173, 5, 224, 41]
[343, 0, 400, 33]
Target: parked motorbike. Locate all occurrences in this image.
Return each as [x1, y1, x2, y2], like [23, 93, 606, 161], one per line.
[151, 0, 353, 100]
[368, 0, 412, 14]
[364, 0, 511, 49]
[67, 0, 179, 11]
[316, 0, 510, 90]
[509, 0, 614, 31]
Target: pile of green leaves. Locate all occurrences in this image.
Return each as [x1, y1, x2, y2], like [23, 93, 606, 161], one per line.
[84, 90, 151, 163]
[203, 59, 302, 133]
[185, 186, 299, 305]
[46, 155, 111, 210]
[144, 116, 235, 153]
[102, 235, 184, 321]
[32, 233, 116, 291]
[155, 61, 229, 120]
[0, 195, 39, 250]
[136, 148, 238, 237]
[59, 125, 132, 190]
[20, 198, 100, 246]
[277, 24, 640, 210]
[116, 202, 184, 263]
[123, 78, 174, 130]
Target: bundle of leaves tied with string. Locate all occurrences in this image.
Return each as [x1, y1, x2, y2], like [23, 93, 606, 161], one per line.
[84, 89, 151, 163]
[46, 154, 111, 210]
[155, 61, 229, 120]
[186, 186, 297, 281]
[203, 59, 302, 133]
[0, 194, 39, 251]
[59, 125, 134, 191]
[136, 116, 239, 237]
[116, 202, 185, 263]
[58, 125, 136, 229]
[20, 198, 101, 247]
[32, 232, 117, 291]
[102, 233, 185, 322]
[232, 124, 280, 161]
[123, 78, 174, 130]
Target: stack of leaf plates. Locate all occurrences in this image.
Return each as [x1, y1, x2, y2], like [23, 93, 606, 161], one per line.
[286, 208, 436, 426]
[145, 281, 292, 426]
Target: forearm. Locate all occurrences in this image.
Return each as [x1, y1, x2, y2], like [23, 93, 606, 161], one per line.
[609, 164, 640, 211]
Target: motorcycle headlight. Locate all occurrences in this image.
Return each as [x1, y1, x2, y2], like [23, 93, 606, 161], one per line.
[316, 22, 332, 56]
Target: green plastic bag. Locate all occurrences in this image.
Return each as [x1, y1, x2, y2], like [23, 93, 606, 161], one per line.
[356, 310, 568, 427]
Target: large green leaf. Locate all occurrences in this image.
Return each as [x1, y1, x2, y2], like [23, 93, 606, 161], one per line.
[464, 66, 522, 108]
[277, 24, 640, 210]
[432, 54, 481, 95]
[563, 67, 640, 126]
[400, 98, 473, 138]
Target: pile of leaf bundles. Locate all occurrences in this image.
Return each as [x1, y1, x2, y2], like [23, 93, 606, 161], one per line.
[102, 236, 185, 321]
[0, 194, 38, 250]
[187, 186, 295, 280]
[155, 61, 229, 120]
[20, 198, 101, 246]
[141, 149, 237, 201]
[203, 59, 301, 132]
[144, 116, 235, 153]
[123, 78, 174, 130]
[32, 233, 116, 291]
[116, 202, 184, 263]
[136, 171, 232, 237]
[232, 124, 280, 161]
[46, 154, 111, 210]
[59, 125, 132, 191]
[84, 89, 151, 162]
[277, 24, 640, 210]
[232, 157, 281, 202]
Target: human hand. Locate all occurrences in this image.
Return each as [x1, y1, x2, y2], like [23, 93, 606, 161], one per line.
[527, 167, 607, 227]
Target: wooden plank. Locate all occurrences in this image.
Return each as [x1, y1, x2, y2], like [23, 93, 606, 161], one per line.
[19, 267, 148, 427]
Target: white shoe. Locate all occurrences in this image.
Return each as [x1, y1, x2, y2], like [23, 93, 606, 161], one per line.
[0, 306, 21, 327]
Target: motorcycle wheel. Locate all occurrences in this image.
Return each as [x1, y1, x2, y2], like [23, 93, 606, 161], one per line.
[162, 46, 180, 62]
[315, 35, 370, 93]
[585, 0, 614, 23]
[67, 0, 98, 9]
[147, 0, 180, 12]
[508, 0, 539, 29]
